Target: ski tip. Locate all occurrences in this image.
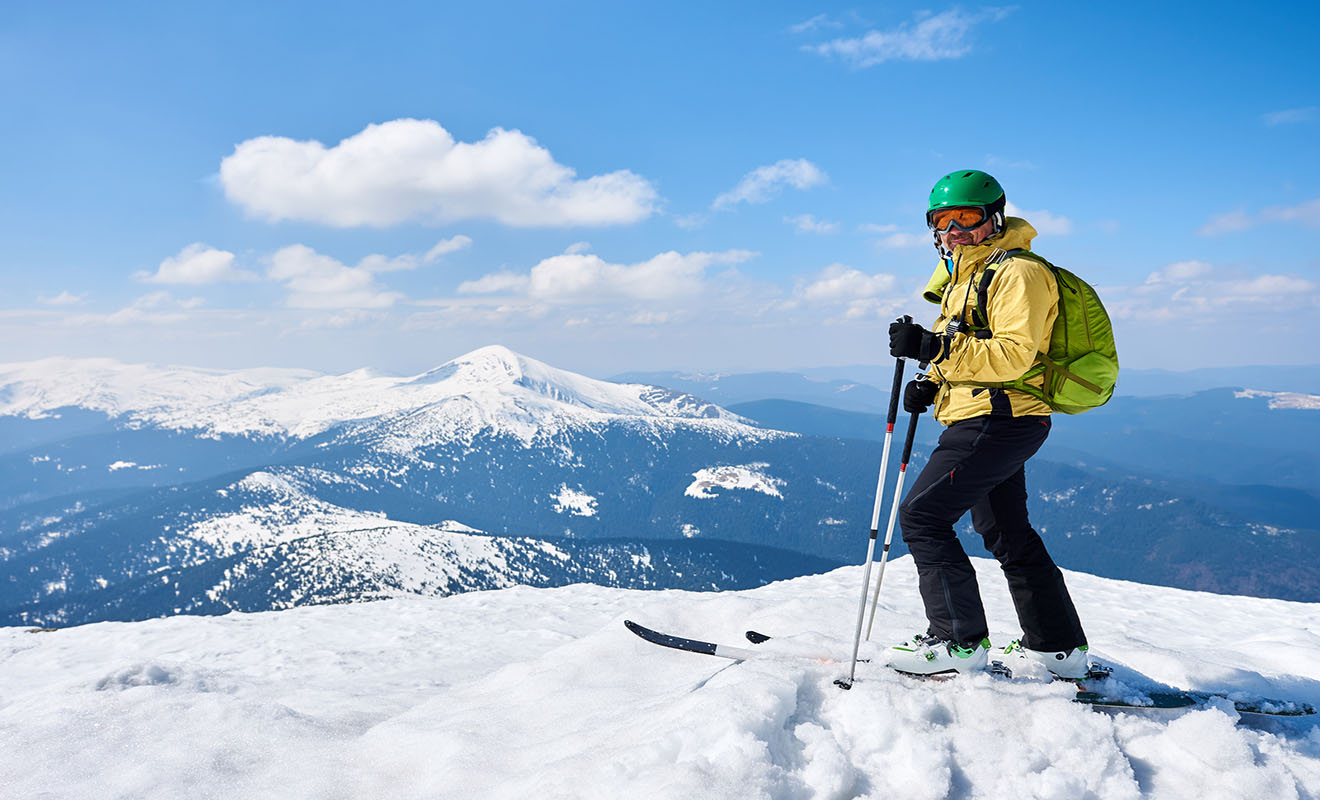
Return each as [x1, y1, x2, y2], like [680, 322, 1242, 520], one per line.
[745, 630, 771, 644]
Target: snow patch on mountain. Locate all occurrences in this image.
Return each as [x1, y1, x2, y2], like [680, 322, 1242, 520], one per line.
[188, 468, 388, 552]
[551, 485, 598, 517]
[1235, 389, 1320, 410]
[686, 463, 785, 499]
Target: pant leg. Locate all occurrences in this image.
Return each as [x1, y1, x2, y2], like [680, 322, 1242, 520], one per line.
[971, 465, 1087, 652]
[897, 417, 1050, 649]
[898, 415, 1050, 645]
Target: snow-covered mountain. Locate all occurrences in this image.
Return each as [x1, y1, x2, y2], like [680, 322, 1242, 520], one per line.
[0, 345, 755, 441]
[4, 556, 1318, 799]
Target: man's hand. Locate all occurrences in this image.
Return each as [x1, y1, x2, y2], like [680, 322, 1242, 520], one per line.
[903, 378, 939, 414]
[888, 320, 944, 362]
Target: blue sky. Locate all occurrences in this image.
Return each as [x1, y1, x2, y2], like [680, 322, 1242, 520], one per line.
[1, 1, 1317, 377]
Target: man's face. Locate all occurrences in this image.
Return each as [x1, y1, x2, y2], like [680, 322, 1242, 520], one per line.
[937, 215, 996, 250]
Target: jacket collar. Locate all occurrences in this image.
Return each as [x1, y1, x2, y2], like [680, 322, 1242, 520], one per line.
[949, 217, 1038, 278]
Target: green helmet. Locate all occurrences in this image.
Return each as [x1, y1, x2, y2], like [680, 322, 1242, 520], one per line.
[928, 170, 1005, 211]
[926, 170, 1007, 236]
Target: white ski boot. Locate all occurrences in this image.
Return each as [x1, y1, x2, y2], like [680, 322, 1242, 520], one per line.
[1002, 639, 1091, 680]
[887, 632, 991, 676]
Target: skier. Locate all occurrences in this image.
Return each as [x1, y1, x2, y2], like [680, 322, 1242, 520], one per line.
[884, 170, 1090, 678]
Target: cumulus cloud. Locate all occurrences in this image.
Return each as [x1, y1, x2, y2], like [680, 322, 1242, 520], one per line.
[219, 118, 659, 228]
[713, 159, 827, 209]
[1005, 201, 1073, 236]
[797, 264, 902, 320]
[267, 245, 406, 309]
[1197, 198, 1320, 236]
[135, 243, 254, 285]
[786, 214, 841, 234]
[808, 7, 1013, 68]
[1107, 261, 1317, 322]
[1263, 107, 1317, 126]
[459, 249, 756, 304]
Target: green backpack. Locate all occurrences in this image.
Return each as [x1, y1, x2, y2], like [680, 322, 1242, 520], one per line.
[969, 249, 1119, 414]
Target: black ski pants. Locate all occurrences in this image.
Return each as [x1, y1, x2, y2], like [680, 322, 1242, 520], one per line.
[898, 414, 1086, 652]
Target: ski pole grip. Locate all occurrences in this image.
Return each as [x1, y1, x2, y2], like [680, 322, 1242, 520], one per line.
[887, 358, 905, 426]
[901, 409, 920, 464]
[886, 315, 912, 426]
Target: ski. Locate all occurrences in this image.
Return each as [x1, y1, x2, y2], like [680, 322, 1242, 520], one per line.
[625, 620, 762, 661]
[626, 621, 863, 665]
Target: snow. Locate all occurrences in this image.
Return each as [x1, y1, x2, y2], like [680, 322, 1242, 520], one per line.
[4, 557, 1318, 799]
[0, 347, 778, 447]
[1235, 389, 1320, 410]
[686, 463, 786, 499]
[551, 484, 598, 517]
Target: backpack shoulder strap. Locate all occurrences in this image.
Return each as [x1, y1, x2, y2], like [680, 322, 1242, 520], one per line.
[971, 248, 1028, 328]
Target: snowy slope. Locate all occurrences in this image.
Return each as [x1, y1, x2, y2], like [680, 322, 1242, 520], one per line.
[3, 556, 1318, 800]
[0, 346, 763, 443]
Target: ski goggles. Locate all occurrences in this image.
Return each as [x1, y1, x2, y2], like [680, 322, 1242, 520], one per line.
[927, 205, 989, 232]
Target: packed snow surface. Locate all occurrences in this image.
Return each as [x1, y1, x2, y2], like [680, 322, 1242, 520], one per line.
[0, 346, 771, 444]
[4, 557, 1319, 799]
[686, 463, 786, 499]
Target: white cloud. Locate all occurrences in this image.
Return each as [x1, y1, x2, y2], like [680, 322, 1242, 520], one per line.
[629, 311, 674, 326]
[1144, 260, 1212, 284]
[799, 264, 897, 302]
[563, 241, 592, 255]
[808, 8, 1013, 68]
[456, 272, 530, 295]
[795, 264, 906, 322]
[135, 243, 254, 285]
[789, 14, 845, 34]
[267, 245, 405, 309]
[105, 292, 204, 325]
[459, 249, 757, 304]
[38, 291, 85, 306]
[713, 159, 827, 209]
[219, 118, 659, 228]
[858, 223, 899, 234]
[1005, 201, 1073, 236]
[1263, 107, 1317, 126]
[785, 214, 841, 234]
[1109, 261, 1317, 322]
[876, 232, 929, 249]
[1197, 198, 1320, 236]
[424, 235, 473, 262]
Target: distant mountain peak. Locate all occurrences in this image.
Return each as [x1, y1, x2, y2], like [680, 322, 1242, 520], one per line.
[0, 347, 777, 445]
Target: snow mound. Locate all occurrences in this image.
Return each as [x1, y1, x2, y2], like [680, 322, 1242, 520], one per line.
[3, 558, 1318, 799]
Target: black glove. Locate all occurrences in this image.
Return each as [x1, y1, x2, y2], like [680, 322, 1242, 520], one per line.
[903, 378, 939, 414]
[888, 320, 945, 362]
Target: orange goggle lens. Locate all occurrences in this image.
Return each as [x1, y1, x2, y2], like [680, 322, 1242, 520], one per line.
[928, 206, 988, 232]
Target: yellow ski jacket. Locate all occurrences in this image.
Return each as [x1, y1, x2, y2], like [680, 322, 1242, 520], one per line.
[922, 217, 1058, 425]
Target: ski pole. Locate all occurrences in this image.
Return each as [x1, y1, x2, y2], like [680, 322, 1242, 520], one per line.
[836, 320, 909, 690]
[864, 369, 927, 641]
